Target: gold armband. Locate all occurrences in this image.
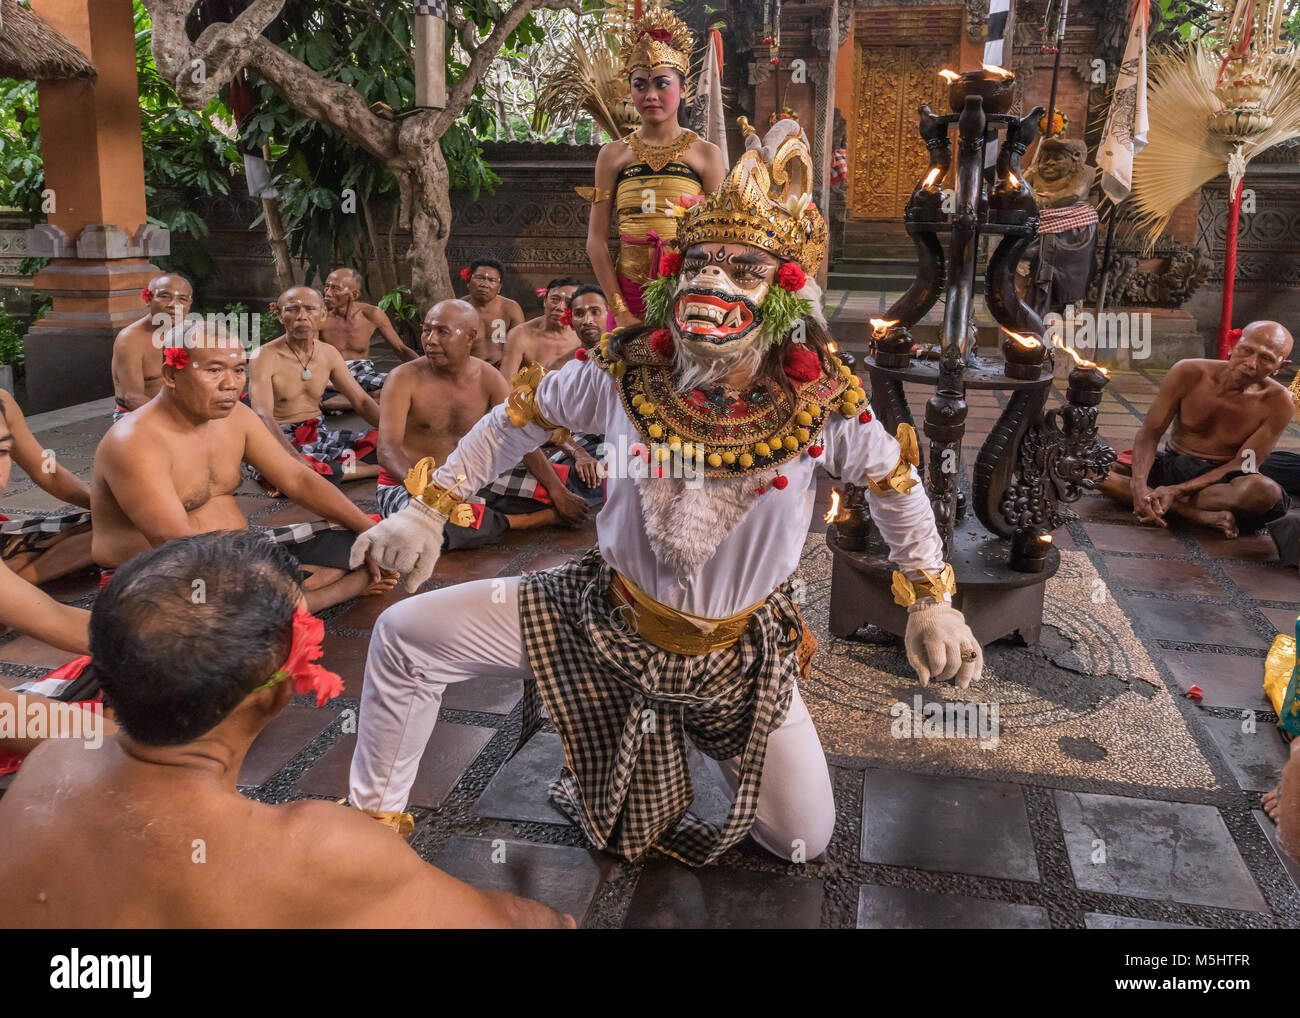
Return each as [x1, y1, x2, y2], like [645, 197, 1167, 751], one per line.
[1290, 369, 1299, 419]
[867, 423, 921, 496]
[574, 185, 613, 204]
[404, 457, 476, 527]
[608, 292, 629, 314]
[891, 564, 956, 608]
[505, 363, 561, 431]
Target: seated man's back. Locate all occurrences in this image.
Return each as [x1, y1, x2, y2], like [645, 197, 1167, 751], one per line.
[0, 531, 570, 929]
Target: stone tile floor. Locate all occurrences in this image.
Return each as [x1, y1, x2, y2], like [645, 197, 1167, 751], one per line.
[2, 364, 1299, 928]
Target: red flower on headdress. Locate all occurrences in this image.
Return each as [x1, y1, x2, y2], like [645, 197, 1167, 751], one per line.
[141, 288, 154, 303]
[658, 251, 683, 277]
[460, 267, 472, 281]
[276, 607, 343, 708]
[776, 262, 806, 292]
[650, 328, 675, 359]
[648, 28, 673, 42]
[783, 344, 821, 383]
[163, 347, 190, 370]
[559, 307, 573, 326]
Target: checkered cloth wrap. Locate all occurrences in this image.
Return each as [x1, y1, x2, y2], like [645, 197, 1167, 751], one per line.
[255, 415, 377, 483]
[485, 433, 603, 500]
[413, 0, 447, 16]
[516, 548, 802, 867]
[1039, 202, 1100, 235]
[324, 358, 387, 398]
[1, 509, 91, 559]
[260, 518, 350, 546]
[376, 479, 412, 518]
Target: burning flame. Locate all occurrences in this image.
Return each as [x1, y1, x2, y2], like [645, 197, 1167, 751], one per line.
[1061, 345, 1111, 376]
[922, 167, 940, 189]
[826, 340, 838, 354]
[1001, 328, 1042, 350]
[869, 318, 899, 339]
[824, 490, 841, 524]
[1007, 171, 1020, 188]
[982, 63, 1013, 80]
[1039, 533, 1054, 544]
[939, 69, 960, 83]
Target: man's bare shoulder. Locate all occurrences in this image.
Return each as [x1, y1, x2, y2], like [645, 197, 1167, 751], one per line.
[475, 358, 510, 398]
[113, 316, 156, 349]
[385, 358, 430, 388]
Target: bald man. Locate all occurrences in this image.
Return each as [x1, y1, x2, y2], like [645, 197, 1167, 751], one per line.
[111, 274, 194, 421]
[320, 268, 416, 413]
[1099, 320, 1294, 538]
[249, 286, 382, 489]
[376, 301, 588, 551]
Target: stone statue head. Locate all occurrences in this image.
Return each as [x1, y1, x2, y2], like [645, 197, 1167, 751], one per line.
[1027, 136, 1094, 207]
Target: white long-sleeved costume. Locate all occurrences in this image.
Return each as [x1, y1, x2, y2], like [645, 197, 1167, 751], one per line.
[349, 351, 949, 864]
[425, 355, 944, 615]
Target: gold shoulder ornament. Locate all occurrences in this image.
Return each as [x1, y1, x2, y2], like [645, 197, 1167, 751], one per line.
[505, 363, 561, 432]
[867, 423, 921, 496]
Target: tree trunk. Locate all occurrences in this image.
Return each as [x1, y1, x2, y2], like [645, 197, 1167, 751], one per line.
[399, 114, 454, 310]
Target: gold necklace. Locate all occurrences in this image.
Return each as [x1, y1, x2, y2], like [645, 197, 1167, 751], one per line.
[627, 128, 698, 172]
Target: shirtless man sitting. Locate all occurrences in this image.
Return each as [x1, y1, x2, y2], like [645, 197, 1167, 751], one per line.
[376, 300, 588, 548]
[0, 530, 572, 929]
[460, 257, 524, 368]
[498, 276, 581, 380]
[1098, 320, 1294, 537]
[0, 389, 93, 583]
[320, 268, 416, 413]
[92, 320, 392, 612]
[110, 273, 193, 422]
[250, 286, 382, 489]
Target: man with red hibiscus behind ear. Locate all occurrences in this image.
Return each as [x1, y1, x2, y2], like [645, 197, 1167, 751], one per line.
[349, 120, 982, 867]
[111, 274, 194, 422]
[0, 530, 573, 928]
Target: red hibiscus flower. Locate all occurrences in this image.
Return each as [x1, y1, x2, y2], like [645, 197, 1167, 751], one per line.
[776, 262, 806, 292]
[658, 251, 683, 277]
[141, 288, 154, 303]
[783, 344, 821, 383]
[460, 267, 472, 281]
[650, 328, 675, 359]
[1227, 327, 1243, 347]
[163, 347, 190, 370]
[275, 607, 344, 708]
[559, 307, 573, 326]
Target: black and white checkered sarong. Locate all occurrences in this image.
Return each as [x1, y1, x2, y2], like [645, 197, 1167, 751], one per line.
[1, 509, 92, 559]
[486, 433, 603, 501]
[517, 549, 801, 867]
[323, 358, 387, 398]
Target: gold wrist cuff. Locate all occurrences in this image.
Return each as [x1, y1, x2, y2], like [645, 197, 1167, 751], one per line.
[404, 457, 475, 527]
[867, 423, 921, 496]
[505, 364, 561, 432]
[609, 293, 629, 314]
[891, 564, 956, 607]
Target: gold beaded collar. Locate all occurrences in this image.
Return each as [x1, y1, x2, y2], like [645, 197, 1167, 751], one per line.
[626, 129, 699, 173]
[590, 332, 866, 479]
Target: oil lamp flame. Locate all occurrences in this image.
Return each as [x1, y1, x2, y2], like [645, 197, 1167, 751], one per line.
[982, 63, 1013, 79]
[1038, 533, 1053, 544]
[826, 340, 838, 354]
[870, 318, 899, 339]
[1062, 345, 1111, 376]
[1007, 171, 1020, 188]
[938, 69, 960, 83]
[824, 490, 841, 524]
[922, 167, 940, 189]
[1002, 328, 1042, 350]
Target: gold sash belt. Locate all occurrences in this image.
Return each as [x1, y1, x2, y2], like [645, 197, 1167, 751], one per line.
[608, 571, 767, 656]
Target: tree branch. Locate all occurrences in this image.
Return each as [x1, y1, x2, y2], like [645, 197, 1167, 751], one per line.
[435, 0, 549, 132]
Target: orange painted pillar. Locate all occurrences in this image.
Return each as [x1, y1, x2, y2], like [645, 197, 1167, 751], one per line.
[22, 0, 168, 412]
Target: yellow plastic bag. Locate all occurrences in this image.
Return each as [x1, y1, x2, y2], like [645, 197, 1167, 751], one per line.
[1265, 632, 1296, 716]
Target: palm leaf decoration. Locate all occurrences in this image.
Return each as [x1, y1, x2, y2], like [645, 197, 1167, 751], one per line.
[532, 27, 636, 143]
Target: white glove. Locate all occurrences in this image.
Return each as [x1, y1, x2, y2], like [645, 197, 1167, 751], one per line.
[349, 498, 446, 593]
[904, 602, 983, 688]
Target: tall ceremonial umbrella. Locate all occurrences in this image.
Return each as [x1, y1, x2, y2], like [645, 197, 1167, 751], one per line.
[1128, 0, 1300, 359]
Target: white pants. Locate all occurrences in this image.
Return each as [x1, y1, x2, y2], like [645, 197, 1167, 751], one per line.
[348, 576, 837, 860]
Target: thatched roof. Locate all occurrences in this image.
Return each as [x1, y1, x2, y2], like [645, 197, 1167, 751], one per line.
[0, 0, 95, 82]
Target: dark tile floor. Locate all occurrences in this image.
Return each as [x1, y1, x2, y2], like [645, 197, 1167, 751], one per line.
[3, 365, 1300, 928]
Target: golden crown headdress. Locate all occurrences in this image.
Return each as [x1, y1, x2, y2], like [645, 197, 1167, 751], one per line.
[620, 1, 694, 78]
[677, 117, 828, 275]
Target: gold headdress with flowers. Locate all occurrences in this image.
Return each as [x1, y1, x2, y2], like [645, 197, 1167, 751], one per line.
[675, 116, 828, 275]
[620, 1, 694, 78]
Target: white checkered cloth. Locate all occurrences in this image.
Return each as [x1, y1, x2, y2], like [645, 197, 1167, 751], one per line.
[1039, 202, 1100, 235]
[485, 433, 603, 501]
[516, 548, 802, 867]
[1, 509, 92, 559]
[414, 0, 447, 16]
[261, 518, 353, 547]
[323, 358, 387, 396]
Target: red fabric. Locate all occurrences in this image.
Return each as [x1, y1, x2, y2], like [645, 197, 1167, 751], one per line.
[0, 655, 98, 777]
[98, 569, 113, 590]
[1218, 178, 1245, 359]
[620, 230, 665, 285]
[0, 513, 7, 522]
[292, 419, 320, 445]
[354, 429, 379, 462]
[299, 454, 333, 477]
[377, 468, 399, 487]
[783, 345, 822, 383]
[1117, 449, 1133, 466]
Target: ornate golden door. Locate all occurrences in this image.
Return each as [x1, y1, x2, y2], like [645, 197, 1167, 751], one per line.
[852, 43, 957, 220]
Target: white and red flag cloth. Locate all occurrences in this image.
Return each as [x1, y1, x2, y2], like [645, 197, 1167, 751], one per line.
[1098, 0, 1150, 204]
